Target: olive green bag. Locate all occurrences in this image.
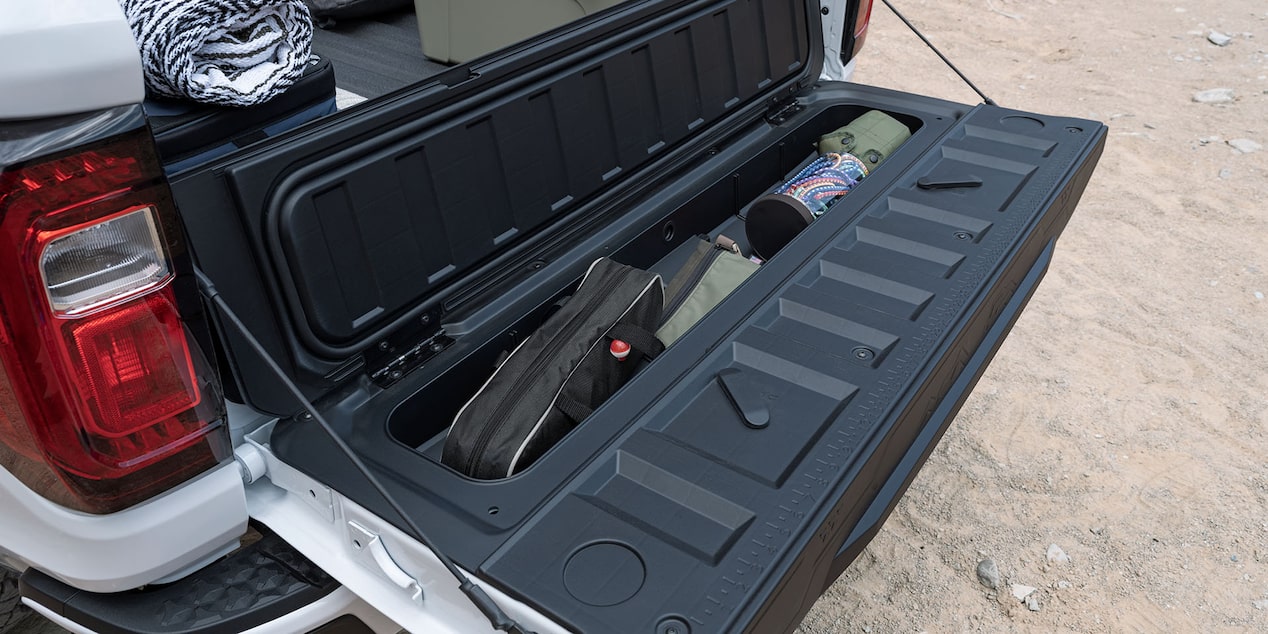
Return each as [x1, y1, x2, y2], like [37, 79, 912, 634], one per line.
[816, 110, 912, 170]
[657, 238, 759, 345]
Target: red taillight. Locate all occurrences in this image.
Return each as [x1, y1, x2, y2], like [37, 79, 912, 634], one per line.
[0, 126, 228, 513]
[853, 0, 874, 54]
[61, 291, 201, 441]
[0, 149, 141, 214]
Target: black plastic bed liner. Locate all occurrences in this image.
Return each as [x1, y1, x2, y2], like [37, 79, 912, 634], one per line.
[308, 6, 449, 99]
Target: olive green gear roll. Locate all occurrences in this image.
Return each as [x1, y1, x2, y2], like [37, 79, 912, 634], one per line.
[816, 110, 912, 169]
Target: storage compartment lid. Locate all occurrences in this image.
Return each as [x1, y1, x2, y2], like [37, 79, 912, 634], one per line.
[173, 0, 822, 414]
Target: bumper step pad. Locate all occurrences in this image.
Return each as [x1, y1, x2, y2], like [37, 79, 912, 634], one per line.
[20, 528, 339, 634]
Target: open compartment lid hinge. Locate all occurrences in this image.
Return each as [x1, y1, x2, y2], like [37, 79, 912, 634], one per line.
[367, 331, 453, 388]
[765, 94, 804, 125]
[365, 309, 454, 387]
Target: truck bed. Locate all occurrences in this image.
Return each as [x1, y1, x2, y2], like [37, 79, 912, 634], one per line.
[310, 7, 448, 101]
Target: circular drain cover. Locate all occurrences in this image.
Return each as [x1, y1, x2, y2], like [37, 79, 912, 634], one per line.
[563, 542, 646, 607]
[999, 114, 1046, 130]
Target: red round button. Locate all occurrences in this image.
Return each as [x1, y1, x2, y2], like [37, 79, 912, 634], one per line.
[610, 339, 631, 361]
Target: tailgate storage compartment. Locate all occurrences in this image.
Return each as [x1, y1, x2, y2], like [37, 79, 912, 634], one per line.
[169, 0, 1106, 630]
[225, 97, 1101, 632]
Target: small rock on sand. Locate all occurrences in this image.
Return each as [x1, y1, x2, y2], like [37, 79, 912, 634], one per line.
[1228, 138, 1262, 153]
[1047, 543, 1071, 563]
[1011, 584, 1037, 601]
[976, 559, 1001, 589]
[1193, 88, 1235, 103]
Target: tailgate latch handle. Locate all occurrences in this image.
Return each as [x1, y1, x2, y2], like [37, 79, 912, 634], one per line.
[717, 368, 770, 429]
[917, 175, 983, 190]
[348, 521, 424, 604]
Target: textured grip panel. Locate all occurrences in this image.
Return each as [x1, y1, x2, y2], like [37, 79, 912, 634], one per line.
[21, 530, 337, 634]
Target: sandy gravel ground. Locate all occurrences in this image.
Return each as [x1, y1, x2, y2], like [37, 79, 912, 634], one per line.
[799, 0, 1268, 632]
[15, 1, 1268, 633]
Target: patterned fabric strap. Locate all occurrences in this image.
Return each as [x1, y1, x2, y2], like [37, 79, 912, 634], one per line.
[117, 0, 314, 107]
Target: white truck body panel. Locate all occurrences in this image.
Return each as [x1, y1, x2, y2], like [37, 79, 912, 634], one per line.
[819, 0, 856, 81]
[240, 424, 568, 634]
[0, 0, 144, 119]
[0, 464, 248, 593]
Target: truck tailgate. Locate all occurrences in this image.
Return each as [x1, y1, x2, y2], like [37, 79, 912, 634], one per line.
[475, 103, 1105, 633]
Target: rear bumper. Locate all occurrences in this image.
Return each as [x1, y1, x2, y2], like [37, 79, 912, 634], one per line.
[23, 588, 389, 634]
[19, 526, 400, 634]
[0, 464, 247, 593]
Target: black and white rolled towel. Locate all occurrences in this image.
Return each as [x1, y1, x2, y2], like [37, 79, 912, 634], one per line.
[117, 0, 314, 107]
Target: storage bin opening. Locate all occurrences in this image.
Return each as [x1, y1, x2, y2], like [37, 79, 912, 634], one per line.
[385, 103, 922, 475]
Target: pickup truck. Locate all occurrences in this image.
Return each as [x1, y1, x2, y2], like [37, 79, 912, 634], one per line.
[0, 0, 1105, 632]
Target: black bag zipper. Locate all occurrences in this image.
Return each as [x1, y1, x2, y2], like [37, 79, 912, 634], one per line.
[465, 265, 634, 475]
[659, 244, 725, 326]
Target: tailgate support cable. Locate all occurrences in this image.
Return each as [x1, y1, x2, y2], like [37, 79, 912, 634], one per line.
[877, 0, 999, 106]
[195, 270, 537, 634]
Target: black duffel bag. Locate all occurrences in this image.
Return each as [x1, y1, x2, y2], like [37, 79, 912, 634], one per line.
[442, 258, 664, 480]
